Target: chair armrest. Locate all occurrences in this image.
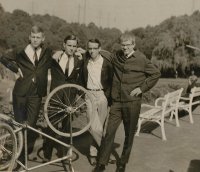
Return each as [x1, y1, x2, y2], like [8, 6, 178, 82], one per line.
[141, 104, 155, 108]
[141, 104, 162, 110]
[180, 96, 190, 101]
[155, 97, 165, 106]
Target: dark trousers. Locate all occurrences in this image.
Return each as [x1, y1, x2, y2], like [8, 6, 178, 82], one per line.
[43, 114, 70, 160]
[13, 83, 42, 154]
[43, 88, 74, 159]
[98, 100, 141, 165]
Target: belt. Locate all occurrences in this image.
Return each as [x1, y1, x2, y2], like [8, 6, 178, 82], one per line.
[87, 88, 103, 91]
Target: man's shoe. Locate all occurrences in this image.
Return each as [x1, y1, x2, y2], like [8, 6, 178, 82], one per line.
[116, 164, 126, 172]
[28, 153, 37, 161]
[92, 164, 105, 172]
[42, 157, 50, 163]
[108, 158, 116, 164]
[88, 156, 97, 166]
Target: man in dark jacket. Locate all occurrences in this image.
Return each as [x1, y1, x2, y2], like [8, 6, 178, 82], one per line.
[0, 26, 52, 162]
[81, 38, 114, 165]
[43, 34, 84, 161]
[93, 33, 161, 172]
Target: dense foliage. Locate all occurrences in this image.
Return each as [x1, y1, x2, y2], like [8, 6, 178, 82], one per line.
[130, 12, 200, 77]
[1, 3, 200, 78]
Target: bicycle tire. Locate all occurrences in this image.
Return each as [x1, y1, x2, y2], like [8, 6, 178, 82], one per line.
[0, 123, 17, 171]
[44, 84, 94, 137]
[0, 113, 23, 159]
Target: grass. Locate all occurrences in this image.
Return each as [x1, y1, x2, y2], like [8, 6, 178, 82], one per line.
[142, 78, 189, 104]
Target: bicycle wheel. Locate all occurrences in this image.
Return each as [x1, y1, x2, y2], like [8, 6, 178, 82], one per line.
[0, 113, 23, 160]
[0, 123, 17, 171]
[44, 84, 94, 137]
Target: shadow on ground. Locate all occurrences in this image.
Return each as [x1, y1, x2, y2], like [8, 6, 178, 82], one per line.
[187, 160, 200, 172]
[72, 131, 120, 164]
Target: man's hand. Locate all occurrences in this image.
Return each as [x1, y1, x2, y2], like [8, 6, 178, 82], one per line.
[76, 47, 86, 54]
[75, 47, 86, 60]
[75, 51, 83, 60]
[130, 87, 142, 97]
[14, 68, 23, 79]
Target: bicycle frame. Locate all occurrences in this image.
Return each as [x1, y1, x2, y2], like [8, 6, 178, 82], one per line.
[0, 113, 74, 172]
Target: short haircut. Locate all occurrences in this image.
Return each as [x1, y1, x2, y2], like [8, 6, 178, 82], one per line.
[31, 25, 44, 34]
[87, 38, 101, 48]
[119, 33, 135, 45]
[64, 34, 79, 44]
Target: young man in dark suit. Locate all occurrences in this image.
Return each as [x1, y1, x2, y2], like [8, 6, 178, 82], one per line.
[0, 26, 52, 162]
[81, 38, 114, 166]
[93, 33, 161, 172]
[43, 34, 84, 161]
[50, 35, 83, 90]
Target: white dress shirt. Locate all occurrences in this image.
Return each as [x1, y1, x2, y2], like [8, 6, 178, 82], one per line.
[58, 53, 74, 76]
[87, 55, 103, 90]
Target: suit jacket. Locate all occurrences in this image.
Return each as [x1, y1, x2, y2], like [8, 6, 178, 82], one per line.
[0, 46, 52, 97]
[50, 51, 83, 91]
[81, 51, 114, 106]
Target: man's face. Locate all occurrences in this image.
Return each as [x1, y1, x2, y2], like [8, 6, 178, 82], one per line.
[121, 40, 135, 56]
[88, 42, 101, 60]
[29, 32, 45, 48]
[63, 40, 78, 57]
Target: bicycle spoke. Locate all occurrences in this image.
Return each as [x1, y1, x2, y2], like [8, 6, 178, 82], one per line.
[49, 97, 67, 109]
[72, 92, 86, 106]
[51, 113, 69, 126]
[0, 146, 12, 156]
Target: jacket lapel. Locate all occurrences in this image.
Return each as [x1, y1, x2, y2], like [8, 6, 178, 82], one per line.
[20, 50, 34, 66]
[52, 59, 65, 75]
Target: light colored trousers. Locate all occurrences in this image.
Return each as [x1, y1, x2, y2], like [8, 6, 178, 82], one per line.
[87, 90, 109, 156]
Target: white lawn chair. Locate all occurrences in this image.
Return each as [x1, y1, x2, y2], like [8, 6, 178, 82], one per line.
[136, 88, 183, 141]
[175, 87, 200, 124]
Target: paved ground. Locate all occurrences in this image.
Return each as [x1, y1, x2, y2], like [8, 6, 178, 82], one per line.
[0, 79, 200, 172]
[28, 110, 200, 172]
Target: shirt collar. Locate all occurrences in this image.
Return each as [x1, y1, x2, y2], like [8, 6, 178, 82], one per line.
[126, 50, 135, 58]
[59, 52, 74, 61]
[26, 44, 41, 52]
[89, 54, 103, 63]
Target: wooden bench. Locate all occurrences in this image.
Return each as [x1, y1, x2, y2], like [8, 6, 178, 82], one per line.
[175, 87, 200, 124]
[136, 88, 183, 141]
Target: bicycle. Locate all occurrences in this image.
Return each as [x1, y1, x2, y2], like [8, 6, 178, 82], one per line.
[0, 83, 94, 171]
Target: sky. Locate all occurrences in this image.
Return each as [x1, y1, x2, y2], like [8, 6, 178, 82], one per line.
[0, 0, 199, 32]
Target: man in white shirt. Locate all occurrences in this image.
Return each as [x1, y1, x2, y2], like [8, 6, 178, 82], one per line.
[81, 38, 114, 166]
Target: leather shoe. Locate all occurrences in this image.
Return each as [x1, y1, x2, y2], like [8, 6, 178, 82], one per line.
[42, 157, 50, 163]
[108, 158, 116, 164]
[93, 164, 105, 172]
[88, 156, 97, 166]
[28, 153, 37, 161]
[116, 164, 126, 172]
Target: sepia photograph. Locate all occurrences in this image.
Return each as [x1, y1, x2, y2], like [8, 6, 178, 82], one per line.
[0, 0, 200, 171]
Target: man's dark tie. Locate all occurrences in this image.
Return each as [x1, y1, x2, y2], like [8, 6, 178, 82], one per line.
[34, 49, 39, 66]
[65, 57, 70, 76]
